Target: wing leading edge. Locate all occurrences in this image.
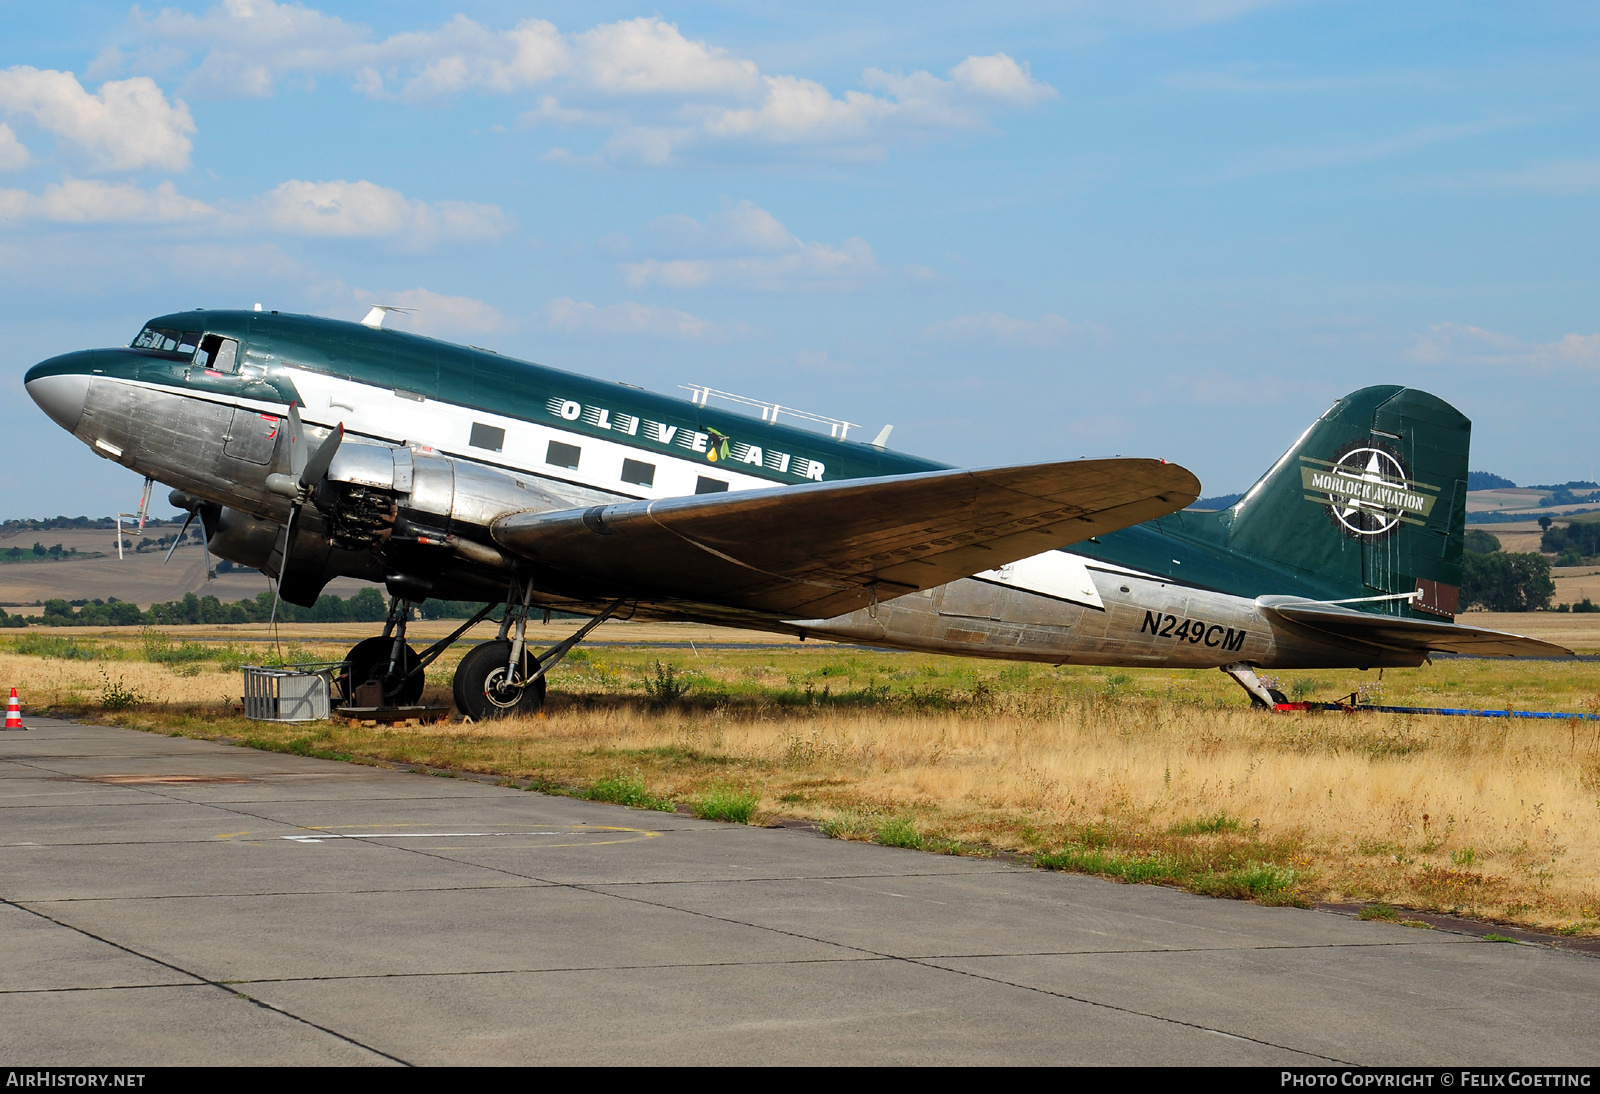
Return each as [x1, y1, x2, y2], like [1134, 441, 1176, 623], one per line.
[1257, 597, 1573, 658]
[492, 458, 1200, 618]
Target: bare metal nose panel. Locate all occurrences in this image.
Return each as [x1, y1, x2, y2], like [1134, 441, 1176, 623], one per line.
[25, 372, 90, 433]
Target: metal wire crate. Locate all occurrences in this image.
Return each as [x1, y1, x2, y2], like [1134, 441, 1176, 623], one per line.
[241, 662, 347, 722]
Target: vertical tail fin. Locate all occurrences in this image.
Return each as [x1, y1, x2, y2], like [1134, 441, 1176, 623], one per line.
[1222, 386, 1469, 618]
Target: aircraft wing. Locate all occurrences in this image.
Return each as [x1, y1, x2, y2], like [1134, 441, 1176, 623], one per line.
[1257, 597, 1573, 657]
[491, 458, 1199, 619]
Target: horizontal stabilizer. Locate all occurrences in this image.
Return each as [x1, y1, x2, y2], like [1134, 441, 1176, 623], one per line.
[1257, 596, 1572, 658]
[492, 458, 1200, 619]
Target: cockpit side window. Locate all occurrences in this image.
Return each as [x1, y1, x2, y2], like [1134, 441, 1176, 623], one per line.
[196, 334, 239, 373]
[131, 325, 204, 357]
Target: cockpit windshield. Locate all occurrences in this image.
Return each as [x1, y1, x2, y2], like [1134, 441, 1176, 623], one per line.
[132, 326, 202, 356]
[129, 325, 241, 373]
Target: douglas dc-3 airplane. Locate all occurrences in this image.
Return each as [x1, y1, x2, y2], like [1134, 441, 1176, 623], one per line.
[24, 307, 1564, 719]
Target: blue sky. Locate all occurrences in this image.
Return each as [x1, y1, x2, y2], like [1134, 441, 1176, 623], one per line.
[2, 1, 1597, 517]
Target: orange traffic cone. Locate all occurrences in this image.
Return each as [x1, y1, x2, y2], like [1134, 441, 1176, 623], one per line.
[5, 687, 23, 730]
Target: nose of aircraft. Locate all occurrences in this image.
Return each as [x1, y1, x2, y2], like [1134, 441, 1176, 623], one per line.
[24, 351, 95, 434]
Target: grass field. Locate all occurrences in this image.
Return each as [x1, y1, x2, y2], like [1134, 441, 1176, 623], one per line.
[5, 621, 1599, 936]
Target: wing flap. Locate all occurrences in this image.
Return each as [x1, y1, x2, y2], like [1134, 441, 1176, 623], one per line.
[492, 458, 1199, 618]
[1258, 597, 1572, 657]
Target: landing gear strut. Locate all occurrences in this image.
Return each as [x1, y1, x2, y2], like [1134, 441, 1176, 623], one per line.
[342, 596, 499, 708]
[1222, 662, 1287, 709]
[451, 586, 624, 722]
[338, 584, 624, 719]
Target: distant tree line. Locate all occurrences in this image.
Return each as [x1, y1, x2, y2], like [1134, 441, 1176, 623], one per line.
[1541, 520, 1600, 566]
[1, 515, 185, 532]
[1457, 530, 1555, 611]
[1460, 552, 1554, 612]
[1467, 509, 1597, 525]
[1467, 471, 1516, 490]
[1187, 492, 1244, 511]
[0, 589, 496, 628]
[3, 542, 94, 562]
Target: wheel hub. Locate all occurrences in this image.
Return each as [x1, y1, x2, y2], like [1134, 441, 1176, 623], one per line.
[482, 667, 526, 707]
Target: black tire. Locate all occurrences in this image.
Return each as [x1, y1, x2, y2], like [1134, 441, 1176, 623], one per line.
[453, 640, 547, 720]
[344, 636, 424, 707]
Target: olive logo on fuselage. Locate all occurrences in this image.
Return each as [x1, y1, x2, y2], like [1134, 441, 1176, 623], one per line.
[1299, 444, 1439, 539]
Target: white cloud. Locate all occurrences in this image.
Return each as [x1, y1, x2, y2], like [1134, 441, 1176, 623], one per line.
[127, 5, 1055, 164]
[949, 54, 1059, 106]
[383, 17, 570, 101]
[256, 179, 512, 246]
[1474, 160, 1600, 195]
[137, 0, 369, 98]
[923, 311, 1093, 347]
[0, 124, 30, 171]
[0, 179, 213, 225]
[616, 201, 878, 292]
[355, 287, 512, 338]
[572, 18, 759, 97]
[0, 67, 195, 171]
[636, 201, 799, 257]
[544, 297, 727, 340]
[1408, 322, 1600, 368]
[0, 176, 512, 252]
[677, 56, 1056, 162]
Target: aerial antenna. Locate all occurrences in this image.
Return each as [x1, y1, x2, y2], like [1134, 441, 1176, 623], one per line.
[870, 425, 894, 449]
[361, 305, 415, 329]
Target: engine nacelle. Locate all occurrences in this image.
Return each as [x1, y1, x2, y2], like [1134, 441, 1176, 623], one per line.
[320, 442, 567, 539]
[208, 506, 281, 570]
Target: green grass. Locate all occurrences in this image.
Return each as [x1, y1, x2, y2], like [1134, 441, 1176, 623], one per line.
[583, 771, 676, 812]
[691, 787, 759, 823]
[876, 816, 923, 849]
[1358, 904, 1399, 921]
[1036, 846, 1187, 884]
[642, 660, 693, 706]
[141, 630, 218, 664]
[1169, 813, 1241, 836]
[1036, 843, 1301, 902]
[819, 810, 876, 839]
[8, 634, 107, 660]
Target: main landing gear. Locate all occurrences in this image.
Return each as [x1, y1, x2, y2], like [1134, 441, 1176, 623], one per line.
[1222, 662, 1288, 709]
[451, 588, 624, 722]
[337, 583, 625, 722]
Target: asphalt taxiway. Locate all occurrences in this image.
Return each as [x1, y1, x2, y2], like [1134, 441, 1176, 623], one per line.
[1, 717, 1596, 1066]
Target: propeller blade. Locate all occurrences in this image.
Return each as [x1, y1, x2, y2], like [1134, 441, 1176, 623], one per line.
[200, 508, 215, 581]
[287, 403, 307, 481]
[267, 503, 299, 645]
[163, 510, 195, 565]
[280, 502, 301, 576]
[301, 422, 344, 490]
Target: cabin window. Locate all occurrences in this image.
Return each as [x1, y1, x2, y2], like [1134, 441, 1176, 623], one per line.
[470, 423, 505, 453]
[695, 476, 728, 494]
[132, 325, 203, 356]
[546, 440, 581, 470]
[621, 458, 655, 488]
[195, 334, 239, 373]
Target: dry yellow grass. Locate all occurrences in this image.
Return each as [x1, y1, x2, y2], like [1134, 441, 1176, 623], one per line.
[6, 629, 1600, 934]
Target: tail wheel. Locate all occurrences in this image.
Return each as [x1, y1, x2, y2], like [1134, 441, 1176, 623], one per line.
[453, 639, 547, 720]
[343, 636, 424, 707]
